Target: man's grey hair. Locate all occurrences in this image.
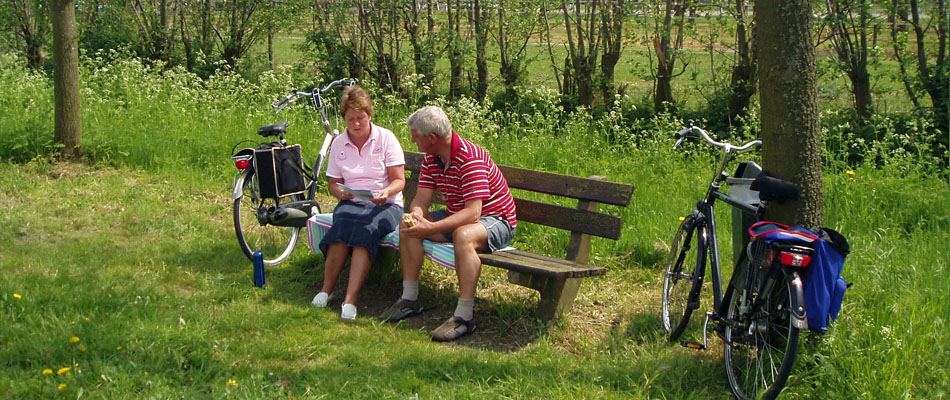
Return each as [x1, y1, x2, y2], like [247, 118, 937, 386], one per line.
[407, 106, 452, 139]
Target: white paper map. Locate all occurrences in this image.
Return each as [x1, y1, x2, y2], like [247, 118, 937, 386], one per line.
[337, 183, 375, 201]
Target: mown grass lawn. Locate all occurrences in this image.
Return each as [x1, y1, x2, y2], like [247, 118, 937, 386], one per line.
[0, 50, 947, 399]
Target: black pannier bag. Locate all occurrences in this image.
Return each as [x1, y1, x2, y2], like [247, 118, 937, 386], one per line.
[253, 143, 306, 199]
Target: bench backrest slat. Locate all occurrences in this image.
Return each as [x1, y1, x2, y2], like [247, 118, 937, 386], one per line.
[404, 152, 634, 206]
[402, 150, 633, 241]
[514, 198, 623, 240]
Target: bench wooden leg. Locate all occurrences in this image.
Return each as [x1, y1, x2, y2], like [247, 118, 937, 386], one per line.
[508, 271, 582, 322]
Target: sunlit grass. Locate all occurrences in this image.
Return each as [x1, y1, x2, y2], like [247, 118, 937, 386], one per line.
[0, 51, 947, 398]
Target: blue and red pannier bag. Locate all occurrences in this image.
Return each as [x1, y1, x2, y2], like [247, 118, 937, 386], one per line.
[748, 222, 850, 333]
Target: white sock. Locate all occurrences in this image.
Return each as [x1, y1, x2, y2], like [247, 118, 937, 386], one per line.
[402, 280, 419, 301]
[341, 303, 357, 320]
[454, 298, 475, 321]
[311, 292, 329, 307]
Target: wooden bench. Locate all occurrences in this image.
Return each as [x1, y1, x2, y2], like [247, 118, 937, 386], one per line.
[402, 151, 634, 321]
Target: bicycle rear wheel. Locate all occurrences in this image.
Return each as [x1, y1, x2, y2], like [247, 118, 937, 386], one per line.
[234, 170, 302, 266]
[662, 213, 707, 340]
[723, 265, 800, 400]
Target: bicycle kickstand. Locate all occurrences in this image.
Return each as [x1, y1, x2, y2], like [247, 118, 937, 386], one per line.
[680, 312, 713, 350]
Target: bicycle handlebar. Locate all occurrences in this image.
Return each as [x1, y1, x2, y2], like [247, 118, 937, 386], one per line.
[271, 79, 355, 112]
[673, 120, 761, 153]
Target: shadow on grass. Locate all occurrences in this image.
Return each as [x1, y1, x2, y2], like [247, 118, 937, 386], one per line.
[175, 240, 550, 353]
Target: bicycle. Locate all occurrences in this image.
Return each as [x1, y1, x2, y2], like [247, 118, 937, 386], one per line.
[661, 121, 818, 400]
[229, 79, 353, 265]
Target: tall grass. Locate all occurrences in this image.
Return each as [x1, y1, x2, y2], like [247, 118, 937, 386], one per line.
[1, 52, 947, 398]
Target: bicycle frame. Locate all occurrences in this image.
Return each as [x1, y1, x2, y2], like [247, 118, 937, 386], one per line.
[231, 80, 352, 214]
[229, 79, 352, 264]
[677, 125, 761, 314]
[665, 121, 817, 399]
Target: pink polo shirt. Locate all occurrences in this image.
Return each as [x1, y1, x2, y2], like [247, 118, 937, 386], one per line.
[326, 123, 405, 206]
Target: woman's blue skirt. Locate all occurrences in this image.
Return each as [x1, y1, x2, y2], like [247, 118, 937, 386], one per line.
[319, 200, 403, 262]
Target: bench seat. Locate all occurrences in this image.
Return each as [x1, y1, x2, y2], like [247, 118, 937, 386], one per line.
[306, 151, 634, 321]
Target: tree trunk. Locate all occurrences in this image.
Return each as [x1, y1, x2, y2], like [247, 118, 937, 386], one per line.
[561, 0, 599, 108]
[474, 0, 489, 101]
[447, 0, 463, 100]
[727, 0, 756, 125]
[652, 0, 687, 113]
[12, 0, 48, 70]
[850, 66, 873, 123]
[51, 0, 82, 160]
[268, 33, 274, 68]
[756, 0, 824, 229]
[600, 0, 624, 109]
[825, 0, 874, 124]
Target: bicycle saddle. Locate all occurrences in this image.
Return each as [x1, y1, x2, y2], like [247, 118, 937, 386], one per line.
[258, 121, 289, 137]
[751, 171, 799, 203]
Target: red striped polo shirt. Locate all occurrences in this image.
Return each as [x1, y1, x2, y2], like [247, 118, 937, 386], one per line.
[418, 131, 517, 228]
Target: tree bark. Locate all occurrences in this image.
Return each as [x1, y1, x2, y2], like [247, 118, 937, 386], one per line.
[561, 0, 600, 108]
[825, 0, 873, 124]
[652, 0, 688, 113]
[51, 0, 82, 160]
[600, 0, 624, 109]
[447, 0, 463, 100]
[474, 0, 489, 101]
[9, 0, 48, 69]
[727, 0, 756, 126]
[756, 0, 824, 228]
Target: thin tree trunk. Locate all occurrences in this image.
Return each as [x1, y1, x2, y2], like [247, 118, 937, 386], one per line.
[600, 0, 624, 109]
[447, 0, 463, 100]
[51, 0, 82, 160]
[728, 0, 756, 125]
[756, 0, 824, 228]
[474, 0, 489, 100]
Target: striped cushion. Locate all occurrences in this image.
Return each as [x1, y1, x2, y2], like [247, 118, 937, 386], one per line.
[307, 214, 457, 270]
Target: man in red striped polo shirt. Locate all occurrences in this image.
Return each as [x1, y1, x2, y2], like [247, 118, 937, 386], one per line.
[380, 105, 517, 342]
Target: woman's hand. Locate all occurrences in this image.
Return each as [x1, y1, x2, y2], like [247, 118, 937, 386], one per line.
[329, 179, 353, 201]
[370, 188, 390, 205]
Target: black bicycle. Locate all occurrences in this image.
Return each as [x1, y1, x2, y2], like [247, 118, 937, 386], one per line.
[661, 121, 818, 399]
[229, 79, 352, 265]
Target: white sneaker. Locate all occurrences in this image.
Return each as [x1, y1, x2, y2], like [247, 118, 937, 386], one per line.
[341, 303, 357, 320]
[311, 292, 330, 308]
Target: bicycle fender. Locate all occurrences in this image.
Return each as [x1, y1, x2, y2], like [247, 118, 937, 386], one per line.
[232, 170, 250, 200]
[785, 269, 809, 330]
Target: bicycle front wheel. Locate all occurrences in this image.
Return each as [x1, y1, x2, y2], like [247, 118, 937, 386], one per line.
[233, 170, 301, 266]
[723, 266, 800, 400]
[662, 213, 706, 340]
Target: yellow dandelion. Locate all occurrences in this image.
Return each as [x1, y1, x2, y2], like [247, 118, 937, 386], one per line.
[679, 216, 686, 221]
[74, 363, 78, 367]
[69, 336, 80, 343]
[58, 383, 67, 391]
[846, 170, 855, 176]
[84, 317, 90, 322]
[13, 293, 21, 300]
[116, 346, 123, 351]
[42, 369, 53, 376]
[57, 367, 69, 375]
[227, 378, 238, 388]
[78, 345, 86, 352]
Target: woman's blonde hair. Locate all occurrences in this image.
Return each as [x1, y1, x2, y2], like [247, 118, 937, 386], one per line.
[340, 85, 373, 118]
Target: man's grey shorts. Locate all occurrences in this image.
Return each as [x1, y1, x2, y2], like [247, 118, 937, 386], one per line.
[429, 209, 515, 252]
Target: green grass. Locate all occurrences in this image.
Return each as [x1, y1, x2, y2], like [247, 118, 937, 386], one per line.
[1, 52, 948, 398]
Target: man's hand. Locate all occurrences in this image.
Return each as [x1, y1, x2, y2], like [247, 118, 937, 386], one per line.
[400, 209, 433, 239]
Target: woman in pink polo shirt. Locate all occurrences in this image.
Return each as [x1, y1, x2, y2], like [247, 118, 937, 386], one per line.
[311, 85, 406, 320]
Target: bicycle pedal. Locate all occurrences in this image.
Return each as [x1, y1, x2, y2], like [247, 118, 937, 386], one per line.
[680, 340, 707, 350]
